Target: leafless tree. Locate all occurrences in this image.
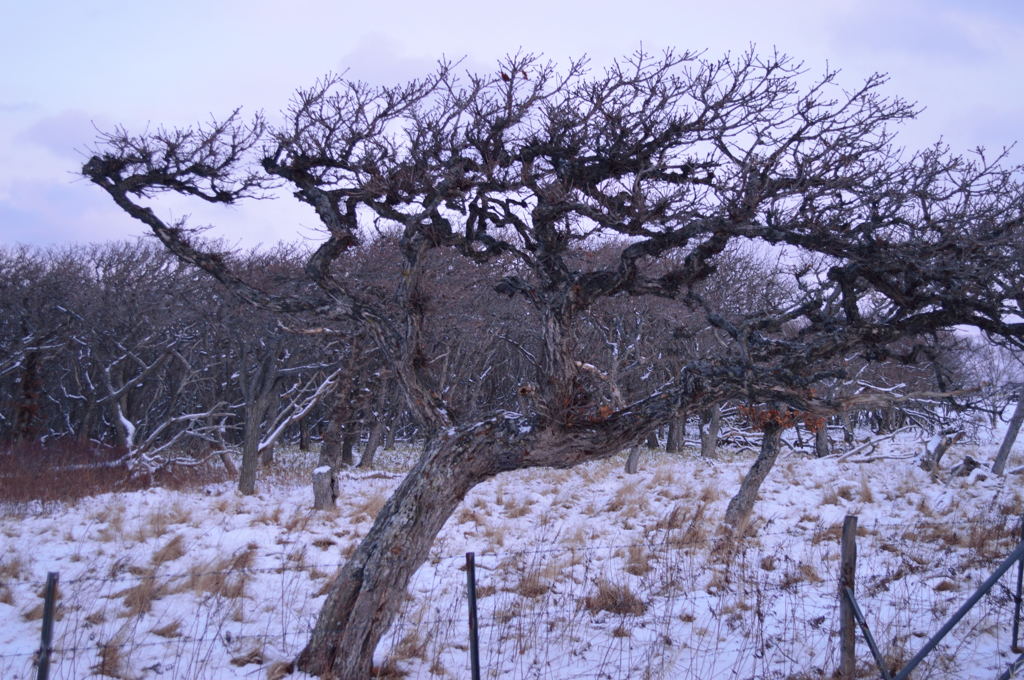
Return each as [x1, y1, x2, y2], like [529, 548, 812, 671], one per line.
[84, 50, 1024, 677]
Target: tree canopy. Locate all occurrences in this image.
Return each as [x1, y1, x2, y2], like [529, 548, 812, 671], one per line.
[83, 49, 1024, 678]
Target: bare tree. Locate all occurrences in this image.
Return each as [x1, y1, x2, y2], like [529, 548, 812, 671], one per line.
[84, 50, 1024, 677]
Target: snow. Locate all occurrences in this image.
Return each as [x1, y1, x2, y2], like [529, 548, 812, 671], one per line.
[1, 425, 1022, 679]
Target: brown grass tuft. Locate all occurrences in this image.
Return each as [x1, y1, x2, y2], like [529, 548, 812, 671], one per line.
[151, 533, 186, 565]
[178, 545, 257, 599]
[582, 578, 646, 616]
[112, 570, 166, 616]
[351, 490, 388, 521]
[151, 619, 182, 638]
[92, 624, 130, 678]
[624, 545, 653, 576]
[230, 646, 264, 666]
[266, 661, 294, 680]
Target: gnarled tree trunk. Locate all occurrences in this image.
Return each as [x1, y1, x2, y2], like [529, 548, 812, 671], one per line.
[296, 425, 516, 677]
[724, 422, 782, 528]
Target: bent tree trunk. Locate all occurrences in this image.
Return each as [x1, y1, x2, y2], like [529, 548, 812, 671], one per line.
[295, 426, 513, 677]
[992, 390, 1024, 475]
[723, 422, 782, 528]
[294, 368, 716, 677]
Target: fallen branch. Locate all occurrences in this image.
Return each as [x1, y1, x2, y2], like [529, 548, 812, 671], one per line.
[836, 426, 918, 462]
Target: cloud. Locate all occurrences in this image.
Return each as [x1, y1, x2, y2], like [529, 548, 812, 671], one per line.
[18, 110, 108, 161]
[0, 177, 137, 247]
[828, 1, 993, 65]
[335, 34, 465, 86]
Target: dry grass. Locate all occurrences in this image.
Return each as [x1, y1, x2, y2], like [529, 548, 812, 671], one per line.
[0, 552, 26, 581]
[131, 502, 192, 542]
[93, 502, 128, 542]
[311, 536, 336, 550]
[150, 533, 186, 565]
[659, 501, 711, 549]
[113, 570, 166, 616]
[351, 489, 389, 521]
[92, 624, 130, 678]
[582, 578, 646, 616]
[605, 480, 641, 512]
[624, 544, 653, 576]
[858, 472, 875, 503]
[266, 661, 294, 679]
[780, 562, 823, 589]
[502, 495, 535, 519]
[177, 544, 257, 599]
[151, 619, 182, 638]
[229, 645, 264, 666]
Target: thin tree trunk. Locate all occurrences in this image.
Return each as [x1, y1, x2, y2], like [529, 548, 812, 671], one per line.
[359, 421, 385, 469]
[384, 421, 397, 450]
[624, 446, 642, 474]
[218, 450, 238, 478]
[724, 422, 782, 528]
[239, 416, 260, 495]
[260, 439, 275, 467]
[666, 416, 684, 453]
[814, 424, 831, 458]
[700, 404, 720, 459]
[341, 427, 357, 467]
[298, 418, 311, 452]
[992, 391, 1024, 475]
[646, 431, 659, 449]
[841, 410, 854, 444]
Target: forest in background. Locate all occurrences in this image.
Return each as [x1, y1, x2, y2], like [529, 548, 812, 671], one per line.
[3, 237, 1020, 498]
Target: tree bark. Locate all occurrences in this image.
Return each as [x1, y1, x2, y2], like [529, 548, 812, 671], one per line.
[340, 427, 357, 467]
[920, 429, 963, 472]
[295, 431, 505, 678]
[666, 416, 684, 453]
[992, 390, 1024, 475]
[724, 422, 782, 528]
[239, 414, 261, 496]
[814, 425, 831, 458]
[624, 446, 642, 474]
[700, 404, 721, 459]
[359, 421, 385, 469]
[841, 411, 854, 444]
[312, 466, 337, 510]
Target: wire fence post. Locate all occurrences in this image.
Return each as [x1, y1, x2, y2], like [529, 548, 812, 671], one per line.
[465, 552, 481, 680]
[839, 515, 858, 679]
[1014, 513, 1024, 653]
[37, 571, 58, 680]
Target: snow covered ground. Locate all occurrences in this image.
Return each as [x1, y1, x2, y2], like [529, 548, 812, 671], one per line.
[1, 423, 1022, 679]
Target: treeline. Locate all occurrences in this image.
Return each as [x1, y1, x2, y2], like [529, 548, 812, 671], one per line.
[0, 238, 996, 484]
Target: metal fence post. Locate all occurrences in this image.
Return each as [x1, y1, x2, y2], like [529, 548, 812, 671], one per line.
[1014, 514, 1024, 653]
[37, 571, 58, 680]
[466, 552, 481, 680]
[839, 515, 858, 679]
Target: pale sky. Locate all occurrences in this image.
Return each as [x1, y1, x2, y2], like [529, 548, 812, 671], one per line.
[1, 0, 1021, 248]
